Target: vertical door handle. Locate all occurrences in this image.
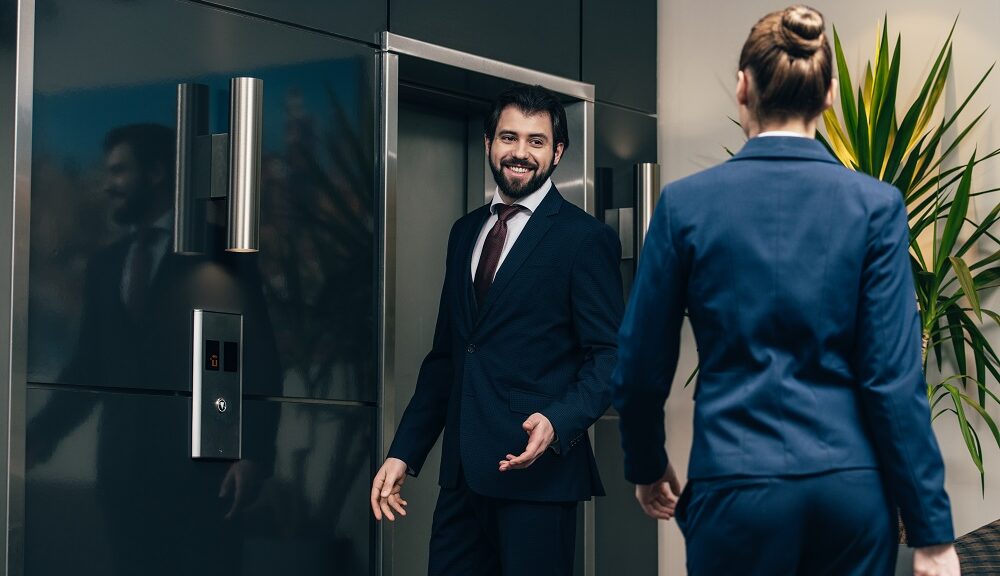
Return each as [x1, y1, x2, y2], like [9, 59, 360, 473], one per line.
[634, 162, 660, 260]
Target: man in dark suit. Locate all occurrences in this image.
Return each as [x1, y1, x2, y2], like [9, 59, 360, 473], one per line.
[370, 85, 623, 575]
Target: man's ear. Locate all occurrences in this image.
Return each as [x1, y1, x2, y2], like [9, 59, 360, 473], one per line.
[484, 135, 491, 155]
[553, 142, 564, 166]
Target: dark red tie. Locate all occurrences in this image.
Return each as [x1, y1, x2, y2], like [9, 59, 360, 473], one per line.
[474, 203, 525, 306]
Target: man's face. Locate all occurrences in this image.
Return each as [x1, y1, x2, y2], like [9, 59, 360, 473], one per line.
[104, 142, 160, 226]
[486, 105, 565, 200]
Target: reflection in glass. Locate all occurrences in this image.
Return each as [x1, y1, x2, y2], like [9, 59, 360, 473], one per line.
[26, 1, 379, 572]
[28, 59, 376, 402]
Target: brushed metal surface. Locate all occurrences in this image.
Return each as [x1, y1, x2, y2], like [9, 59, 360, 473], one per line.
[191, 309, 242, 460]
[227, 77, 263, 253]
[635, 162, 660, 260]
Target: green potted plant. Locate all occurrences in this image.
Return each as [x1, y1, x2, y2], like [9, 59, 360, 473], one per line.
[818, 17, 1000, 492]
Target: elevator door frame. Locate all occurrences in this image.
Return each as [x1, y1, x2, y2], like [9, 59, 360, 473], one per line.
[377, 32, 596, 576]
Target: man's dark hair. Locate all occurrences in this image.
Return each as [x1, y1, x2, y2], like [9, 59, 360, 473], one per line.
[484, 85, 569, 151]
[103, 123, 175, 174]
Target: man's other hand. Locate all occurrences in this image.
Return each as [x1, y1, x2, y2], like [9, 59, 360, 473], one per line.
[635, 462, 682, 520]
[371, 457, 409, 521]
[499, 412, 556, 471]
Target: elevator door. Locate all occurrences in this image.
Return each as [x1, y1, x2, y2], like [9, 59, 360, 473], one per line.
[393, 101, 476, 575]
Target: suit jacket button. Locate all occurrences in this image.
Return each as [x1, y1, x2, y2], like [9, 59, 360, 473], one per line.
[467, 344, 476, 353]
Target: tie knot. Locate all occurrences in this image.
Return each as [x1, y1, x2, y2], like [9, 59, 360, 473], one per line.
[495, 203, 524, 223]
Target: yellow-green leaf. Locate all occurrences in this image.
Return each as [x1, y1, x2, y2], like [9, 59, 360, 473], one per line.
[950, 255, 982, 320]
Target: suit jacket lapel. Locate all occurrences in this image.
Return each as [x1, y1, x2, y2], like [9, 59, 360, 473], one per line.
[476, 187, 562, 321]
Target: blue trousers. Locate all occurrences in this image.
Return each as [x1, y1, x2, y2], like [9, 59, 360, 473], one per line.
[676, 468, 898, 575]
[427, 473, 578, 576]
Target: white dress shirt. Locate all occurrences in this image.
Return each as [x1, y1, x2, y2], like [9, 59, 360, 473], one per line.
[470, 179, 553, 281]
[756, 130, 808, 138]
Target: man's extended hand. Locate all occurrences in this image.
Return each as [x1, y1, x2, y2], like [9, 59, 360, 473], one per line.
[913, 544, 961, 576]
[370, 457, 409, 521]
[499, 412, 555, 471]
[635, 462, 682, 520]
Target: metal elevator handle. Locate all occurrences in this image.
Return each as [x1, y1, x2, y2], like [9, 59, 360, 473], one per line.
[634, 162, 661, 259]
[174, 83, 209, 254]
[227, 77, 263, 253]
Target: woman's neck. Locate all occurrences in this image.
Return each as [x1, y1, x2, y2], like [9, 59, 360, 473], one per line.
[747, 116, 818, 139]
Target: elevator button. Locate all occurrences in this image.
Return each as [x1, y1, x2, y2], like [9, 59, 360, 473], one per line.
[215, 397, 228, 413]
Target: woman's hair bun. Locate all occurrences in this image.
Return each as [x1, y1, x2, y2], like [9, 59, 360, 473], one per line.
[777, 5, 825, 57]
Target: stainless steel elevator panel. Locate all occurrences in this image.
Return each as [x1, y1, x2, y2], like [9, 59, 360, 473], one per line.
[392, 104, 468, 574]
[192, 309, 242, 460]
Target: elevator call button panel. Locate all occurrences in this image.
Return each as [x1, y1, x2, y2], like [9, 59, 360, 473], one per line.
[192, 309, 242, 460]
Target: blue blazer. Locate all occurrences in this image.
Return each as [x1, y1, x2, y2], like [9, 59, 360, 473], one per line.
[612, 136, 954, 546]
[389, 186, 624, 502]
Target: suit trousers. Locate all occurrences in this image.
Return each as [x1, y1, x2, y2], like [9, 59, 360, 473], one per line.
[676, 468, 897, 576]
[428, 471, 578, 576]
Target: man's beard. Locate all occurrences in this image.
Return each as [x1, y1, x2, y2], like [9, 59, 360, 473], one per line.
[489, 156, 555, 199]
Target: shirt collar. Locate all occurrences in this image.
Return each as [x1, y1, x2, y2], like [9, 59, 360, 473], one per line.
[489, 178, 552, 215]
[756, 130, 808, 138]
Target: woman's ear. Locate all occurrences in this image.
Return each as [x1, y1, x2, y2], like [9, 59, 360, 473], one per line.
[736, 70, 749, 106]
[824, 78, 838, 111]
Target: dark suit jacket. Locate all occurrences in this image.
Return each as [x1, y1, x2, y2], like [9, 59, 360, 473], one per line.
[388, 186, 624, 502]
[612, 136, 954, 546]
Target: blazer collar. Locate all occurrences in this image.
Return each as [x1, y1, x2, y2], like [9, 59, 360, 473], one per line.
[728, 136, 841, 165]
[471, 185, 564, 323]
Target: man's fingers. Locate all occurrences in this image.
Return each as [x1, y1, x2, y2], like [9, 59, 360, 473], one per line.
[379, 498, 396, 522]
[388, 493, 408, 516]
[370, 474, 385, 519]
[500, 448, 540, 470]
[505, 450, 533, 466]
[506, 440, 541, 467]
[381, 470, 398, 498]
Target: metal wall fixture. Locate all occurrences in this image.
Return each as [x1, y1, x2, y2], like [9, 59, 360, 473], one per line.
[634, 162, 660, 258]
[174, 77, 263, 254]
[191, 309, 243, 460]
[603, 163, 660, 265]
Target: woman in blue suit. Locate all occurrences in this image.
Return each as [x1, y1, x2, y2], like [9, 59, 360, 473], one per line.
[613, 6, 958, 575]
